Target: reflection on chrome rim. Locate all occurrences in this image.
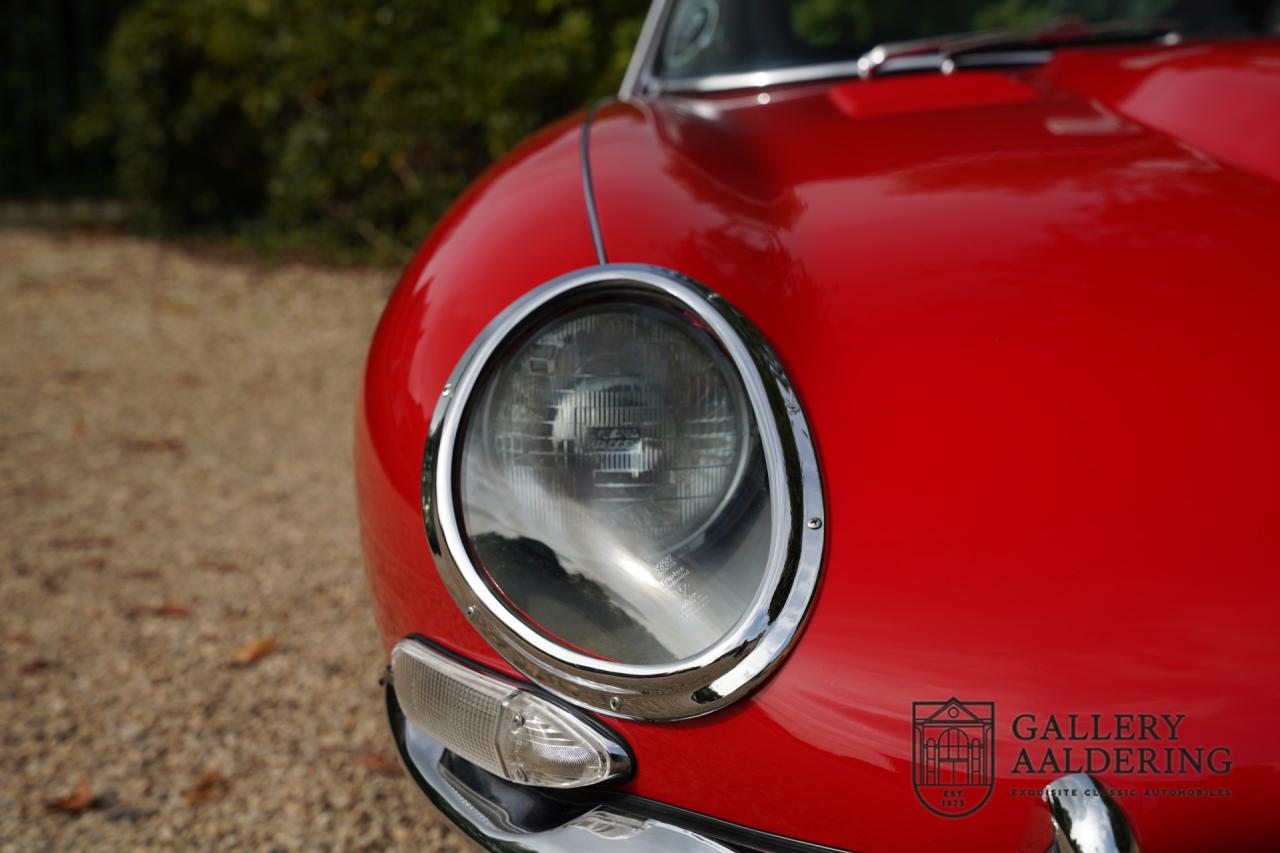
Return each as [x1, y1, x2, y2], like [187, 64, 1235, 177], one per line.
[422, 264, 825, 721]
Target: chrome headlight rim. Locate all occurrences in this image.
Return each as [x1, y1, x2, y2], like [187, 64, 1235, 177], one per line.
[423, 264, 825, 721]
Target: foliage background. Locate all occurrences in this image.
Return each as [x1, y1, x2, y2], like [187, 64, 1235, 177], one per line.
[3, 1, 645, 262]
[5, 0, 1253, 262]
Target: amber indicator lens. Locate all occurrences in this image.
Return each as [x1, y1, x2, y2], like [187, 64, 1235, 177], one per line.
[459, 300, 773, 665]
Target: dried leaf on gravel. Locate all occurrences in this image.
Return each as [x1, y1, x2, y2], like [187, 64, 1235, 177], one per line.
[55, 370, 91, 385]
[119, 437, 186, 454]
[45, 776, 95, 814]
[182, 771, 229, 806]
[20, 658, 56, 675]
[49, 535, 115, 552]
[230, 637, 277, 666]
[197, 558, 239, 573]
[355, 752, 398, 776]
[159, 296, 198, 317]
[127, 601, 190, 619]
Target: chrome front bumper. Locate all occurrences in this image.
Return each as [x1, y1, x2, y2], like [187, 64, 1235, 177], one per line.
[387, 678, 1142, 853]
[386, 683, 733, 852]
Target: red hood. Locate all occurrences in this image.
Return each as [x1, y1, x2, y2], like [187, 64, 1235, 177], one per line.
[591, 40, 1280, 278]
[584, 40, 1280, 852]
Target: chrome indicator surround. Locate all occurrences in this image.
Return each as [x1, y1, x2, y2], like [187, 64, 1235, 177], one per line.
[422, 264, 826, 721]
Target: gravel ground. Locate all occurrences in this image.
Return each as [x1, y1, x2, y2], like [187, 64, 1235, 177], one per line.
[0, 229, 474, 851]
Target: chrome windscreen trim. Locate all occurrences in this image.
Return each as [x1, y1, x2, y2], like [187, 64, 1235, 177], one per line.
[619, 0, 674, 101]
[651, 50, 1055, 94]
[422, 265, 826, 721]
[654, 59, 867, 94]
[619, 0, 869, 97]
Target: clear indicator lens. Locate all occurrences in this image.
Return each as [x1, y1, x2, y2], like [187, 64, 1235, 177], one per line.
[460, 301, 773, 666]
[498, 693, 611, 787]
[392, 640, 629, 788]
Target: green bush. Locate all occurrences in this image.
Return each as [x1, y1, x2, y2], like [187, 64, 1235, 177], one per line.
[94, 0, 644, 260]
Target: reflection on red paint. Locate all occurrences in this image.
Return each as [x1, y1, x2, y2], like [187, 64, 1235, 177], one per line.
[358, 41, 1280, 853]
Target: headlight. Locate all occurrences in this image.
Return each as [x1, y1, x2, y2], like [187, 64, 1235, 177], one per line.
[462, 300, 763, 666]
[425, 266, 824, 721]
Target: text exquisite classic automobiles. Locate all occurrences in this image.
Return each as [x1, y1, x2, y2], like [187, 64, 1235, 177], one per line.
[355, 2, 1280, 850]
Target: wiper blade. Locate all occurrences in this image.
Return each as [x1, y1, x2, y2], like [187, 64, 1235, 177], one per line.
[857, 16, 1180, 79]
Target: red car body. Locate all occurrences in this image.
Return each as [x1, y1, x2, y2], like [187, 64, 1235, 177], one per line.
[357, 39, 1280, 852]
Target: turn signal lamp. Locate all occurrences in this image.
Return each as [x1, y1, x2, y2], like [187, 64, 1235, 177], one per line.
[391, 639, 631, 788]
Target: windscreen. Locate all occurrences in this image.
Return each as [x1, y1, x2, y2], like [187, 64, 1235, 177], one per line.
[657, 0, 1280, 80]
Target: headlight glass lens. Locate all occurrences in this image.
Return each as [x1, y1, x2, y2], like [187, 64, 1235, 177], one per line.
[459, 298, 772, 665]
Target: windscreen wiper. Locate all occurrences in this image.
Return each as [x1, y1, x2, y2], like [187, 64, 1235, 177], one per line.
[857, 17, 1180, 79]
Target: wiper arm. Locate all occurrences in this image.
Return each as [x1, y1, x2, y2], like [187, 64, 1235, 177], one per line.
[857, 16, 1181, 79]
